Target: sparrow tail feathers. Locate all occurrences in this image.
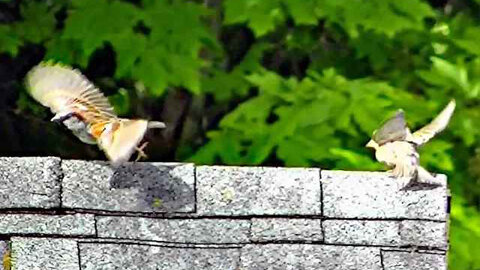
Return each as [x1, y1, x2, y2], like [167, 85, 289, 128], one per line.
[147, 121, 166, 129]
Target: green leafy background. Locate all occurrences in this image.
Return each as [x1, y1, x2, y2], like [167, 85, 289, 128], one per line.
[0, 0, 479, 267]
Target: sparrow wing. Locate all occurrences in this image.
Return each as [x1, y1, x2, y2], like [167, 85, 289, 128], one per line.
[410, 100, 456, 146]
[26, 62, 117, 123]
[101, 119, 149, 165]
[372, 110, 408, 145]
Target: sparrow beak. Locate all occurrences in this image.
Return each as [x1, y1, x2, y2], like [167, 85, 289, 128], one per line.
[51, 112, 74, 123]
[365, 139, 378, 149]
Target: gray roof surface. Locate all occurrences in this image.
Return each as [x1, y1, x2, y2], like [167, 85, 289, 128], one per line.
[0, 157, 448, 270]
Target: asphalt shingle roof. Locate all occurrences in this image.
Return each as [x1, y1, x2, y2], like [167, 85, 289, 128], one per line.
[0, 157, 448, 270]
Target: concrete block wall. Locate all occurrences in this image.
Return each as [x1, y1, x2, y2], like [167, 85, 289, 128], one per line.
[0, 157, 449, 269]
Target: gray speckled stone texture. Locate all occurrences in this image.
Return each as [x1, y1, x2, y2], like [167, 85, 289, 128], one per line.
[79, 242, 241, 270]
[96, 216, 250, 243]
[11, 237, 79, 270]
[240, 244, 382, 270]
[400, 220, 447, 249]
[62, 160, 195, 213]
[0, 214, 95, 236]
[382, 250, 447, 270]
[197, 166, 321, 215]
[323, 220, 447, 248]
[324, 220, 399, 246]
[321, 171, 448, 220]
[0, 157, 61, 209]
[251, 218, 323, 242]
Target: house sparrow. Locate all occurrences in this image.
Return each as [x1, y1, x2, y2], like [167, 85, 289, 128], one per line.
[26, 62, 165, 164]
[366, 100, 456, 183]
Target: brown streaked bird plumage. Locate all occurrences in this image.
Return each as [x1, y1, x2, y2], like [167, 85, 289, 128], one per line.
[26, 62, 165, 164]
[366, 100, 456, 182]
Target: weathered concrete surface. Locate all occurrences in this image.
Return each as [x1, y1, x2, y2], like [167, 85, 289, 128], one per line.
[322, 171, 448, 220]
[0, 157, 61, 209]
[382, 250, 447, 270]
[323, 220, 447, 249]
[240, 244, 382, 270]
[197, 166, 321, 215]
[79, 242, 241, 270]
[11, 237, 79, 270]
[251, 218, 323, 242]
[62, 160, 195, 213]
[0, 214, 95, 236]
[96, 216, 251, 243]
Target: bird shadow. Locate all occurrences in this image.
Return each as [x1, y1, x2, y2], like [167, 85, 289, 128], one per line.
[108, 162, 194, 213]
[399, 177, 443, 192]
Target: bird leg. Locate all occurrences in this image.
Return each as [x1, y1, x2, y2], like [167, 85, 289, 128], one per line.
[135, 142, 149, 161]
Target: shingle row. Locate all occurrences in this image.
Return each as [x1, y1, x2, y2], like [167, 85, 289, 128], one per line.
[0, 215, 447, 249]
[0, 157, 448, 220]
[7, 238, 446, 270]
[0, 157, 449, 270]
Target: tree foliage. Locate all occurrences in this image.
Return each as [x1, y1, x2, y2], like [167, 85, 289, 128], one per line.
[0, 0, 480, 268]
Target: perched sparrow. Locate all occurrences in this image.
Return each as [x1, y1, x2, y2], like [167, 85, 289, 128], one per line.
[26, 62, 165, 164]
[366, 100, 456, 183]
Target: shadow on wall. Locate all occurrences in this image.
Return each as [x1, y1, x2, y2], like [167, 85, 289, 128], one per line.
[103, 162, 194, 212]
[400, 175, 444, 192]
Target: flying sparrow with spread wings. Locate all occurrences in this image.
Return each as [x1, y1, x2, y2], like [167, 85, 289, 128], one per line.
[366, 100, 456, 183]
[26, 62, 165, 165]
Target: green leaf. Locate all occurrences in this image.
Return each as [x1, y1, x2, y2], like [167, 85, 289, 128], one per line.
[450, 196, 480, 269]
[316, 0, 434, 37]
[188, 131, 245, 165]
[59, 0, 215, 95]
[110, 32, 147, 78]
[283, 0, 318, 25]
[108, 88, 130, 116]
[15, 1, 57, 43]
[0, 1, 58, 55]
[44, 36, 88, 66]
[194, 68, 417, 168]
[131, 48, 169, 96]
[63, 0, 140, 60]
[0, 25, 21, 56]
[330, 148, 383, 170]
[420, 140, 454, 172]
[202, 43, 269, 101]
[224, 0, 285, 36]
[139, 0, 216, 94]
[453, 26, 480, 56]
